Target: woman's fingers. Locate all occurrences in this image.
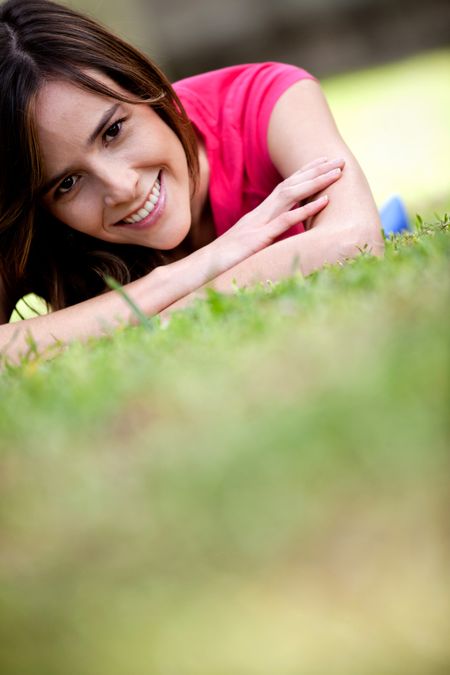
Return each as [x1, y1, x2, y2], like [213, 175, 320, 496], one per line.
[285, 158, 346, 186]
[289, 194, 329, 219]
[233, 157, 343, 246]
[270, 195, 329, 235]
[275, 165, 343, 208]
[252, 162, 342, 224]
[300, 156, 328, 171]
[300, 166, 343, 193]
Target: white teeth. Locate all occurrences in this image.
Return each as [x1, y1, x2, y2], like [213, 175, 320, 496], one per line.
[121, 175, 161, 224]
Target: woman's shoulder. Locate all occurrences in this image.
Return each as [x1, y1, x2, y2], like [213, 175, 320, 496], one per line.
[173, 62, 317, 132]
[173, 61, 316, 94]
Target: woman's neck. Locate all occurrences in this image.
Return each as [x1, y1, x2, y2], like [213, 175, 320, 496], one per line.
[184, 134, 216, 253]
[161, 134, 215, 262]
[190, 134, 210, 225]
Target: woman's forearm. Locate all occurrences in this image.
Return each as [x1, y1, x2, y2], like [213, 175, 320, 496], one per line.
[1, 165, 344, 362]
[0, 220, 378, 362]
[0, 238, 245, 362]
[163, 218, 384, 315]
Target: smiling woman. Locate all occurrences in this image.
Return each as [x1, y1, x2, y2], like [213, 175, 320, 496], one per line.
[0, 0, 383, 363]
[36, 74, 193, 250]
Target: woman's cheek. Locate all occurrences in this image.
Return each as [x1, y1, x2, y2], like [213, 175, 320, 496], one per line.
[72, 194, 100, 234]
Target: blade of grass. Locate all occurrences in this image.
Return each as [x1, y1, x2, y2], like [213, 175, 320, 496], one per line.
[105, 276, 156, 331]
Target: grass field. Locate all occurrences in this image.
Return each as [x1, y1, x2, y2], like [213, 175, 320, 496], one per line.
[1, 214, 449, 673]
[1, 50, 450, 674]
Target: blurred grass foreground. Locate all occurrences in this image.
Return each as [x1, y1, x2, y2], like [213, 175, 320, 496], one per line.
[1, 211, 449, 673]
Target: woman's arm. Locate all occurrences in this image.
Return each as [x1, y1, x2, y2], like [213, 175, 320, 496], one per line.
[165, 75, 379, 318]
[267, 78, 384, 253]
[0, 239, 252, 363]
[164, 79, 385, 316]
[0, 250, 217, 360]
[161, 221, 368, 316]
[0, 159, 339, 363]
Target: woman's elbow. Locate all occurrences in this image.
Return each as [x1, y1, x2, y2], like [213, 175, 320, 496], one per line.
[362, 216, 385, 257]
[344, 217, 385, 261]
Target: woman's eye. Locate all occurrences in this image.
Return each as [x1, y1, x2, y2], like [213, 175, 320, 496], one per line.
[58, 175, 78, 195]
[103, 119, 124, 143]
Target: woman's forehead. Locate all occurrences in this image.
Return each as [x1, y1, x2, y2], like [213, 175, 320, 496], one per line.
[35, 71, 124, 116]
[33, 72, 127, 144]
[33, 73, 126, 178]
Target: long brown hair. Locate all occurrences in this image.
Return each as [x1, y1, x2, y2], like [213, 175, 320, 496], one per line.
[0, 0, 200, 316]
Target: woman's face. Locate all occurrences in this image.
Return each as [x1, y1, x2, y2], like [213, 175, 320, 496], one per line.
[35, 71, 194, 249]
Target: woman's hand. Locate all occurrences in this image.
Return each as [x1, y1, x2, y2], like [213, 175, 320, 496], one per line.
[213, 156, 345, 269]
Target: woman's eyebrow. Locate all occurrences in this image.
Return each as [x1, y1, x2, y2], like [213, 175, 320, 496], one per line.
[39, 102, 121, 196]
[87, 102, 120, 145]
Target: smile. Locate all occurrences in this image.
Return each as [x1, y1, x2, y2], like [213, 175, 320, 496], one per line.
[115, 171, 164, 228]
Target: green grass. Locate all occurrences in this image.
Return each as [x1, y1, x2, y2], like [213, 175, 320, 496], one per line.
[1, 213, 449, 674]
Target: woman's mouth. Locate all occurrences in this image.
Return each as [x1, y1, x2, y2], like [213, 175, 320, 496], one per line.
[115, 171, 165, 230]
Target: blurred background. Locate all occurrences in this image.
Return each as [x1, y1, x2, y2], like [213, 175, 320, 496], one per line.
[73, 0, 449, 79]
[70, 0, 449, 220]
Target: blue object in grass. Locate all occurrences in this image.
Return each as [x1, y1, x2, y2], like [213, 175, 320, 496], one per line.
[379, 195, 410, 235]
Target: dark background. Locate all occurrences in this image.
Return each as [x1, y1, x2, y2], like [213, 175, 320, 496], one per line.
[74, 0, 450, 79]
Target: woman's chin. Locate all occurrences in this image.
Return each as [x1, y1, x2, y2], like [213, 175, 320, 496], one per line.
[152, 220, 192, 252]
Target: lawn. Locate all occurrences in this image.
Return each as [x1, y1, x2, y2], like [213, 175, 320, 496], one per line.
[1, 50, 449, 675]
[1, 214, 449, 673]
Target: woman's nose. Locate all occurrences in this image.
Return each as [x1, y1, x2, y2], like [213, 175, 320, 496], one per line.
[102, 166, 139, 207]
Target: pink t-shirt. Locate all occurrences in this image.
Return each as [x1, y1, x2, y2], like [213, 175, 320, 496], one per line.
[173, 62, 317, 239]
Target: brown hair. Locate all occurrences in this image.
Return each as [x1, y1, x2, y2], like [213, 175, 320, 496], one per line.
[0, 0, 200, 316]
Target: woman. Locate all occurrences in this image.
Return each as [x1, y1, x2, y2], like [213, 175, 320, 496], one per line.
[0, 0, 384, 362]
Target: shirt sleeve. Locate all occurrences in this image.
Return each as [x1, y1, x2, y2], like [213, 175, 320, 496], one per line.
[240, 62, 318, 193]
[174, 63, 318, 236]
